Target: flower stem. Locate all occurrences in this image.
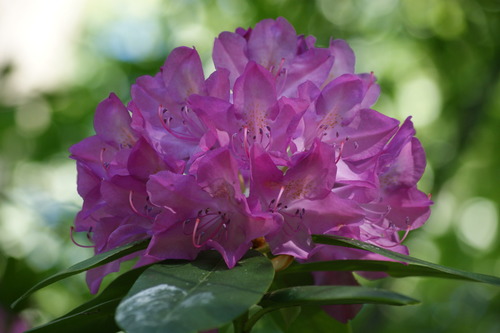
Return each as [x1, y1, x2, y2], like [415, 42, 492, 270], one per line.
[233, 311, 249, 333]
[242, 307, 275, 332]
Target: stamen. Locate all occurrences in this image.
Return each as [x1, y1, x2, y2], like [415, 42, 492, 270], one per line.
[399, 225, 411, 244]
[100, 148, 110, 171]
[128, 191, 154, 219]
[335, 141, 345, 164]
[363, 222, 412, 248]
[192, 218, 203, 248]
[163, 205, 176, 214]
[191, 215, 226, 248]
[243, 126, 250, 157]
[157, 105, 198, 142]
[275, 58, 286, 77]
[273, 186, 285, 211]
[70, 226, 95, 248]
[378, 225, 411, 248]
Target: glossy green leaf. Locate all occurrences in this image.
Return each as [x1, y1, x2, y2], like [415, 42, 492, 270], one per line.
[245, 285, 417, 331]
[312, 235, 500, 286]
[284, 259, 497, 281]
[25, 266, 149, 333]
[12, 239, 149, 309]
[115, 250, 275, 333]
[260, 285, 419, 307]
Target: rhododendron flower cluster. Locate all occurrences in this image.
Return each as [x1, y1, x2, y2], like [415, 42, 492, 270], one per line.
[70, 17, 431, 322]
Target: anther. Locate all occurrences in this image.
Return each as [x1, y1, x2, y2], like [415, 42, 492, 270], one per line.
[70, 226, 95, 248]
[128, 191, 154, 219]
[86, 227, 93, 241]
[100, 148, 109, 170]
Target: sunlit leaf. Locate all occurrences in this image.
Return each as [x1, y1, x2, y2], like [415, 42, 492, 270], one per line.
[312, 235, 500, 286]
[115, 250, 274, 333]
[12, 239, 149, 308]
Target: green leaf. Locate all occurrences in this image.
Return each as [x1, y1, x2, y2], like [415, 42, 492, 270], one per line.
[25, 266, 149, 333]
[268, 306, 302, 330]
[283, 305, 352, 333]
[284, 259, 493, 281]
[260, 285, 419, 308]
[312, 235, 500, 286]
[115, 250, 275, 333]
[247, 305, 352, 333]
[12, 239, 149, 309]
[26, 299, 120, 333]
[245, 285, 417, 331]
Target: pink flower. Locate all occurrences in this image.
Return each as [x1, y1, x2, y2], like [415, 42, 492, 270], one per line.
[143, 147, 278, 268]
[0, 307, 29, 333]
[71, 17, 432, 322]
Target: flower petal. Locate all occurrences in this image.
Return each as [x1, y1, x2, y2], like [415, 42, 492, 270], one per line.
[161, 47, 206, 103]
[247, 17, 297, 70]
[93, 93, 137, 149]
[213, 31, 248, 86]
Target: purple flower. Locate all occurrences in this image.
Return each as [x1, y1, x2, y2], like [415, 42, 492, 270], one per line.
[143, 147, 278, 268]
[71, 17, 432, 321]
[0, 307, 29, 333]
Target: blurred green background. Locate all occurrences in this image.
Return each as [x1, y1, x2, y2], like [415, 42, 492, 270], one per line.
[0, 0, 499, 331]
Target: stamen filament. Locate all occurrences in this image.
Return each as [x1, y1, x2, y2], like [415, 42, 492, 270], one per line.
[128, 191, 154, 220]
[273, 186, 285, 211]
[335, 141, 345, 164]
[100, 147, 110, 172]
[157, 106, 199, 142]
[70, 226, 95, 248]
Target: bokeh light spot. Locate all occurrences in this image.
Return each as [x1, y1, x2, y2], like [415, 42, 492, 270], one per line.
[396, 74, 441, 127]
[456, 198, 498, 252]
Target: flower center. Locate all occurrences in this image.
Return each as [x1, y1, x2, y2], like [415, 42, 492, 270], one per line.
[183, 208, 231, 248]
[158, 105, 205, 142]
